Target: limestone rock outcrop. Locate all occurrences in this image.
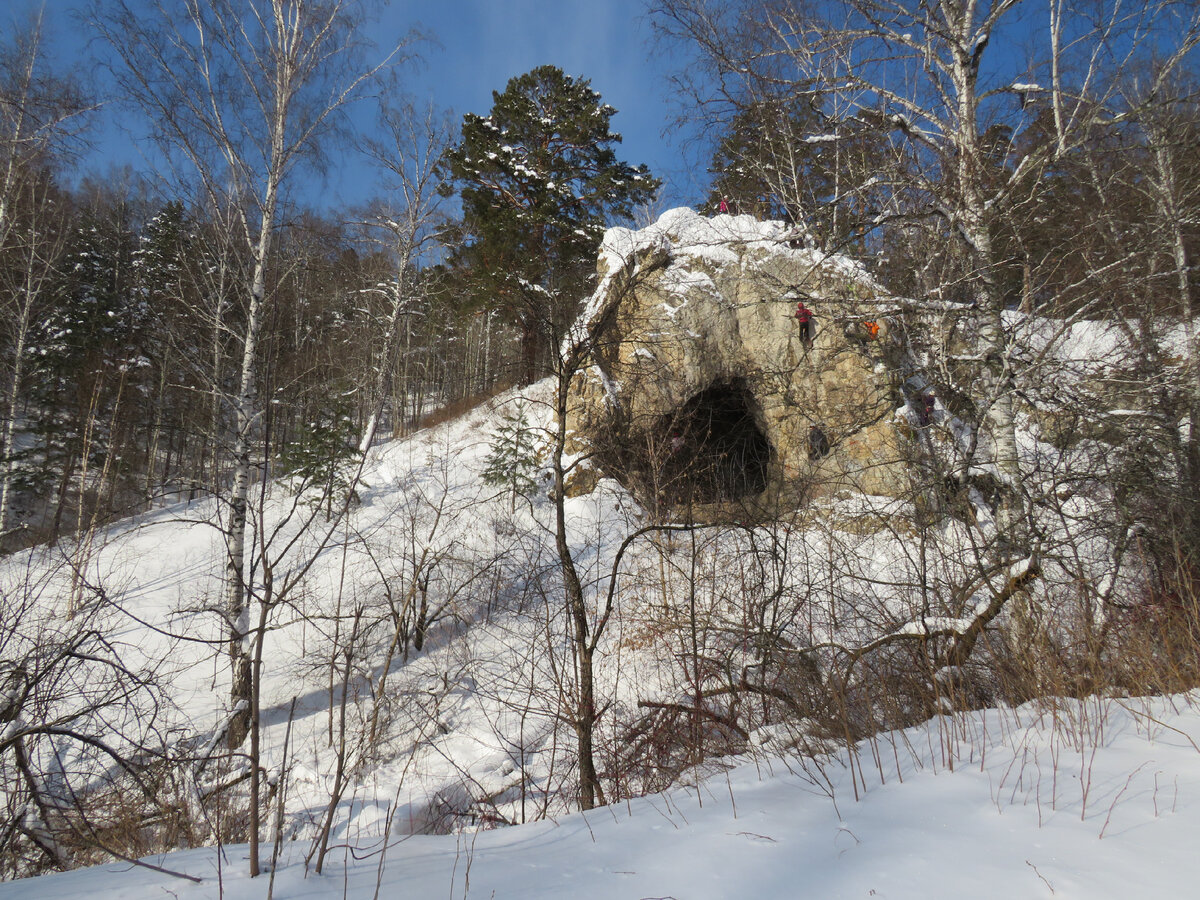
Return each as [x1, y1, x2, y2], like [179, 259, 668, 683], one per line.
[565, 208, 910, 517]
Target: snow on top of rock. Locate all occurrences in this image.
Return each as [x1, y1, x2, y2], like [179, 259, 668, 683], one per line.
[576, 208, 881, 338]
[613, 207, 879, 286]
[600, 207, 802, 271]
[567, 207, 886, 353]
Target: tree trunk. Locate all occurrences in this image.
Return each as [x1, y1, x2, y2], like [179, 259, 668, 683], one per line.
[520, 309, 543, 385]
[0, 293, 31, 533]
[226, 202, 276, 749]
[1153, 130, 1200, 544]
[950, 22, 1025, 548]
[553, 371, 602, 810]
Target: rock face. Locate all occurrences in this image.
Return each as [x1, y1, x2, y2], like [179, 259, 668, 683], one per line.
[565, 208, 909, 517]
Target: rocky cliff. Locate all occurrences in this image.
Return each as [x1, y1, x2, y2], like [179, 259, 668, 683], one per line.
[565, 208, 911, 519]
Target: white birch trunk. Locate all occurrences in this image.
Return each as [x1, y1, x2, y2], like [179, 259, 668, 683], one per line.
[1152, 129, 1200, 520]
[948, 2, 1025, 544]
[224, 43, 288, 740]
[357, 256, 413, 455]
[0, 296, 31, 533]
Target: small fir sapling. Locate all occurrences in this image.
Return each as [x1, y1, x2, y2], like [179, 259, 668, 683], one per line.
[277, 398, 362, 516]
[482, 402, 541, 511]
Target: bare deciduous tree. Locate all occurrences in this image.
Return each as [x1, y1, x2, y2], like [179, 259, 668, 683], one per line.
[0, 11, 93, 538]
[92, 0, 414, 761]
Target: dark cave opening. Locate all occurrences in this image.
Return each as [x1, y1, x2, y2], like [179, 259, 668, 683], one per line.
[653, 378, 773, 506]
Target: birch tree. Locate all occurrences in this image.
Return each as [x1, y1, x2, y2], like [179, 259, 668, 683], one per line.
[0, 11, 92, 539]
[651, 1, 1200, 709]
[93, 0, 411, 751]
[0, 9, 91, 251]
[356, 97, 451, 453]
[1141, 100, 1200, 546]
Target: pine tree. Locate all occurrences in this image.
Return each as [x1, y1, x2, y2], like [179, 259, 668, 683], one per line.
[22, 200, 145, 537]
[442, 65, 659, 383]
[277, 393, 361, 518]
[481, 401, 541, 511]
[704, 98, 824, 221]
[132, 200, 200, 500]
[133, 201, 189, 302]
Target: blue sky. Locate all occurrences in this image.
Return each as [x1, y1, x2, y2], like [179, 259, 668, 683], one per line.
[9, 0, 705, 211]
[370, 0, 704, 206]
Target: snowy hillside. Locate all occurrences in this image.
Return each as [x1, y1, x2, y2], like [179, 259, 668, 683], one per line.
[8, 692, 1200, 898]
[2, 215, 1197, 894]
[4, 363, 1200, 895]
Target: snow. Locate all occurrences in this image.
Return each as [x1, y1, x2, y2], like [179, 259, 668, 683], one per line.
[7, 366, 1185, 893]
[588, 363, 622, 406]
[1007, 555, 1035, 580]
[6, 207, 1200, 894]
[578, 207, 882, 334]
[602, 207, 807, 269]
[8, 693, 1200, 899]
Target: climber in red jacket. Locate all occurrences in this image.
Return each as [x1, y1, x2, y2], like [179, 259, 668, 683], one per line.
[795, 300, 814, 349]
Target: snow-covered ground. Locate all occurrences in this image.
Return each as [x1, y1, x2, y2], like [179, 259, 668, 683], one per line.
[6, 370, 1198, 895]
[3, 211, 1194, 895]
[8, 692, 1199, 898]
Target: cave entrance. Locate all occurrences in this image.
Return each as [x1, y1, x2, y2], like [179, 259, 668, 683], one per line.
[656, 378, 772, 506]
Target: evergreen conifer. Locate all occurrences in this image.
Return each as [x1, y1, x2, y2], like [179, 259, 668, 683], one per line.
[442, 65, 659, 383]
